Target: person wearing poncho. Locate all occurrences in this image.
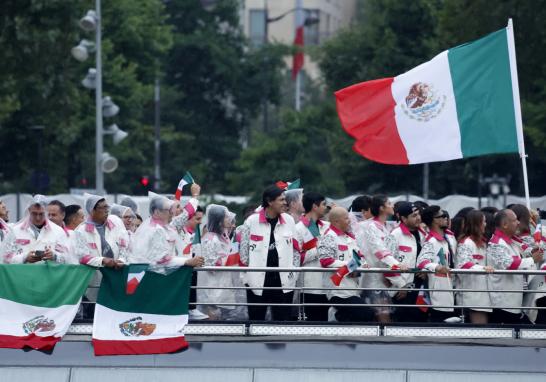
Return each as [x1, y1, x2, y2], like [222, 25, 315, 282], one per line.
[1, 194, 71, 264]
[129, 192, 204, 269]
[198, 204, 246, 320]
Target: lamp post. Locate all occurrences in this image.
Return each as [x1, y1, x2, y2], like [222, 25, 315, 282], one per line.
[73, 1, 125, 194]
[93, 0, 104, 195]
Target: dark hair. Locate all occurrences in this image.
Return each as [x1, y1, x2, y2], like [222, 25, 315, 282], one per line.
[509, 204, 530, 233]
[461, 209, 485, 246]
[483, 211, 496, 241]
[261, 185, 284, 208]
[370, 194, 388, 217]
[135, 214, 143, 222]
[494, 209, 511, 228]
[450, 216, 465, 239]
[242, 204, 257, 220]
[64, 204, 82, 225]
[196, 206, 204, 213]
[454, 207, 473, 219]
[302, 192, 325, 214]
[421, 205, 442, 227]
[481, 206, 499, 215]
[413, 200, 429, 213]
[48, 200, 66, 214]
[350, 195, 372, 212]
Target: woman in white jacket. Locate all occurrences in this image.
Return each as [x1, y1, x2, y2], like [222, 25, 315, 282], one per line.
[455, 209, 494, 324]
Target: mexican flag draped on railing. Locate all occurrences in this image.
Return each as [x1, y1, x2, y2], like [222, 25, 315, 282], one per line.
[335, 22, 523, 165]
[0, 263, 94, 351]
[92, 265, 193, 356]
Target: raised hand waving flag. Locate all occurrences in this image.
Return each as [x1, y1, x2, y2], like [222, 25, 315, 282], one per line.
[175, 171, 194, 200]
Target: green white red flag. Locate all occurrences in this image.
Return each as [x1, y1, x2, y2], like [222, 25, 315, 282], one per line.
[175, 171, 194, 200]
[335, 23, 523, 165]
[0, 263, 93, 351]
[92, 266, 193, 356]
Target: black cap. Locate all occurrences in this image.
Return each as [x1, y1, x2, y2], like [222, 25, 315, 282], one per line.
[396, 202, 418, 218]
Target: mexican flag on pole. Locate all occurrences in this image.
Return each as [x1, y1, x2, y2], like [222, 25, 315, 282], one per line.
[335, 21, 523, 165]
[175, 171, 194, 200]
[0, 263, 94, 351]
[92, 265, 193, 356]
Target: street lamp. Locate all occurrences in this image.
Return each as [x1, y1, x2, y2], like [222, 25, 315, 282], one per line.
[81, 68, 96, 89]
[71, 39, 95, 62]
[104, 124, 128, 145]
[73, 1, 124, 194]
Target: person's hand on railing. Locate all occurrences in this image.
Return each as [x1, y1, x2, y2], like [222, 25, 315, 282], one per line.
[186, 256, 205, 268]
[484, 265, 494, 273]
[394, 289, 408, 300]
[435, 265, 450, 275]
[397, 264, 409, 271]
[102, 258, 124, 269]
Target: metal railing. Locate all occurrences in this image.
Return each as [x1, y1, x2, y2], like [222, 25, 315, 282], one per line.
[75, 266, 546, 324]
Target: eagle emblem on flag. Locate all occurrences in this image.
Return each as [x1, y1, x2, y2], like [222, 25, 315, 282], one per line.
[119, 316, 156, 337]
[401, 82, 446, 122]
[22, 315, 56, 334]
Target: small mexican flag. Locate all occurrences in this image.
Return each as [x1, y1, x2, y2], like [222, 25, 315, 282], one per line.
[416, 285, 431, 313]
[336, 21, 522, 165]
[330, 250, 362, 286]
[287, 178, 301, 190]
[92, 266, 193, 356]
[0, 263, 94, 351]
[175, 171, 194, 200]
[126, 264, 148, 295]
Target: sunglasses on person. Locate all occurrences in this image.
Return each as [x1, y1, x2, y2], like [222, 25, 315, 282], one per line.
[434, 213, 448, 219]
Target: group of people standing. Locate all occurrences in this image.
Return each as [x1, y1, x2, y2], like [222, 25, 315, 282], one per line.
[1, 182, 546, 325]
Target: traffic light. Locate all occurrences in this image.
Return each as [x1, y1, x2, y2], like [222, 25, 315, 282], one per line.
[140, 176, 150, 187]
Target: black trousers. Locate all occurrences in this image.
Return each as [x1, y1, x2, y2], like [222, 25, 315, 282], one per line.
[330, 296, 374, 322]
[392, 289, 429, 323]
[536, 297, 546, 324]
[490, 309, 523, 324]
[189, 270, 198, 310]
[301, 293, 329, 322]
[246, 288, 294, 321]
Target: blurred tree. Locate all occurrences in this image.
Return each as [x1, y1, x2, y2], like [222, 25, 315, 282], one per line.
[159, 0, 286, 194]
[0, 0, 172, 194]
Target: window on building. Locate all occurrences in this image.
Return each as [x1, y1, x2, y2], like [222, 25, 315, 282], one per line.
[249, 9, 265, 47]
[304, 9, 320, 45]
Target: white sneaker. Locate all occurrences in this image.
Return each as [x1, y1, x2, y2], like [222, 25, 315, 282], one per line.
[444, 316, 462, 323]
[189, 309, 209, 320]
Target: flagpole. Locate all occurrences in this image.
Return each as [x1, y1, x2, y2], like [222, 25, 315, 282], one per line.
[294, 0, 303, 111]
[507, 18, 531, 209]
[295, 71, 301, 111]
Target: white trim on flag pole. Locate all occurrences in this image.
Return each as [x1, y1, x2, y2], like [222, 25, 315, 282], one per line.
[507, 18, 530, 209]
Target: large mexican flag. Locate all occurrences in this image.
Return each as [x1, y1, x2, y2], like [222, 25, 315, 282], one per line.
[92, 265, 192, 356]
[335, 21, 523, 165]
[0, 263, 94, 351]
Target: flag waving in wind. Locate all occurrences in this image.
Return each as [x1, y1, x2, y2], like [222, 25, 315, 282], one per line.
[175, 171, 194, 200]
[335, 22, 523, 165]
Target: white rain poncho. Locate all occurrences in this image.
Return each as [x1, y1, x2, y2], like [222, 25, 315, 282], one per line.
[83, 193, 105, 215]
[197, 204, 247, 320]
[285, 188, 304, 222]
[110, 203, 132, 219]
[1, 194, 72, 264]
[129, 192, 189, 274]
[119, 195, 138, 214]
